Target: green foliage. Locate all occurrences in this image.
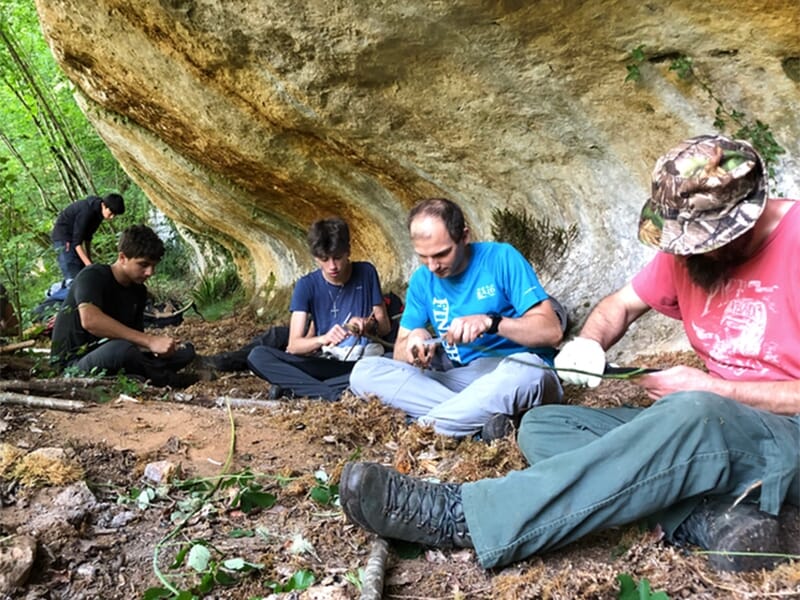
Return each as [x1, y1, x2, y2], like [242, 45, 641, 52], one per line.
[191, 264, 243, 320]
[0, 2, 183, 335]
[144, 541, 264, 599]
[264, 569, 315, 594]
[309, 469, 339, 506]
[624, 45, 646, 82]
[147, 233, 197, 305]
[111, 373, 143, 397]
[490, 207, 578, 279]
[624, 45, 785, 179]
[667, 55, 693, 80]
[344, 568, 365, 591]
[617, 573, 669, 599]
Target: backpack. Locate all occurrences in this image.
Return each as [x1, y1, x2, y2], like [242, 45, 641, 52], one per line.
[382, 291, 405, 344]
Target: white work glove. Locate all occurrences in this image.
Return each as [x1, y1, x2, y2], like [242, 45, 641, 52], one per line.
[554, 337, 606, 387]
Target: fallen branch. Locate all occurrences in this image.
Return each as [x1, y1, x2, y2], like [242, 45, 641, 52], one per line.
[0, 391, 86, 411]
[144, 300, 197, 319]
[360, 537, 390, 600]
[0, 339, 35, 354]
[0, 378, 115, 403]
[215, 397, 281, 410]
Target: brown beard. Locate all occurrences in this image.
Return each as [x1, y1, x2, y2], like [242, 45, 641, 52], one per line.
[684, 231, 754, 292]
[685, 255, 737, 291]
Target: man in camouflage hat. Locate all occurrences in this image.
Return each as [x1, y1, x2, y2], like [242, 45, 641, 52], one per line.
[337, 134, 799, 572]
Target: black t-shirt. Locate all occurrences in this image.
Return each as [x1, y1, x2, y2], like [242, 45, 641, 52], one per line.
[51, 264, 146, 363]
[51, 196, 104, 245]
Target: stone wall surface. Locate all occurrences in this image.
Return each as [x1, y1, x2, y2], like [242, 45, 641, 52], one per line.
[34, 0, 800, 355]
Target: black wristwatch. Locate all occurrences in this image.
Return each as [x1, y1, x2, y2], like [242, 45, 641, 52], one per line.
[486, 312, 503, 335]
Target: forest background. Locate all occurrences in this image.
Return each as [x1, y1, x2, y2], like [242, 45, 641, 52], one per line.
[0, 0, 203, 338]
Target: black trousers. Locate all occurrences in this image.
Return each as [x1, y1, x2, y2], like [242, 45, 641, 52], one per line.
[246, 345, 353, 401]
[70, 339, 196, 386]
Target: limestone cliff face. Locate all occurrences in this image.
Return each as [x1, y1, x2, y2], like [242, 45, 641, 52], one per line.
[35, 0, 800, 353]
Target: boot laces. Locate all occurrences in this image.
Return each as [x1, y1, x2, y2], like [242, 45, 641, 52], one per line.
[385, 474, 466, 544]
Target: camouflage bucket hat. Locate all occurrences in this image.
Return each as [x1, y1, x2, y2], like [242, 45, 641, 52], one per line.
[638, 134, 768, 255]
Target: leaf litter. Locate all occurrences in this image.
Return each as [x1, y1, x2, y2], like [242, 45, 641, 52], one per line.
[0, 313, 797, 599]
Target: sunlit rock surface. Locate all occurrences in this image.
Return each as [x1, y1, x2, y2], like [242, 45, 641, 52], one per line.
[35, 1, 800, 354]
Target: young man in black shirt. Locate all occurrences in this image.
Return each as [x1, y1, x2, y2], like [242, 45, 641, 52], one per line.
[51, 225, 197, 387]
[51, 193, 125, 281]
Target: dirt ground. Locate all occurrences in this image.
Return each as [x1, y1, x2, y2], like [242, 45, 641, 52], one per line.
[1, 313, 799, 600]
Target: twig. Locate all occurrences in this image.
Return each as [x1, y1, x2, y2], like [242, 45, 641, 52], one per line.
[0, 391, 85, 412]
[731, 480, 762, 509]
[214, 397, 281, 410]
[0, 339, 35, 353]
[360, 537, 390, 600]
[688, 561, 800, 598]
[143, 300, 196, 319]
[151, 397, 237, 594]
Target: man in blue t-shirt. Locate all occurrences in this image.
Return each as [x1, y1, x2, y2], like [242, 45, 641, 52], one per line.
[247, 217, 391, 400]
[350, 198, 565, 440]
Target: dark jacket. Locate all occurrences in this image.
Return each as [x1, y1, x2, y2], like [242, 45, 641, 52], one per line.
[51, 196, 104, 246]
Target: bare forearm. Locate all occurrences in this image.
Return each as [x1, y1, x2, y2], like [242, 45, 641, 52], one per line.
[286, 334, 325, 355]
[393, 331, 414, 363]
[579, 285, 650, 350]
[497, 311, 562, 348]
[75, 242, 92, 266]
[79, 305, 150, 348]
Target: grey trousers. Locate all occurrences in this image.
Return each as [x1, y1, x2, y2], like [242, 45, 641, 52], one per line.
[461, 392, 800, 568]
[349, 352, 562, 437]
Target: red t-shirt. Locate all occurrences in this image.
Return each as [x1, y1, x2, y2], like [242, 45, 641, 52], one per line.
[632, 201, 800, 382]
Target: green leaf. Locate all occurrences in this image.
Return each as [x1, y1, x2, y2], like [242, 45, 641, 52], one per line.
[629, 44, 645, 62]
[625, 64, 641, 83]
[137, 487, 155, 510]
[187, 544, 212, 572]
[616, 573, 669, 600]
[287, 569, 315, 591]
[617, 573, 636, 599]
[214, 570, 237, 585]
[197, 570, 215, 593]
[238, 489, 276, 513]
[310, 485, 332, 505]
[229, 528, 255, 538]
[169, 543, 192, 569]
[142, 587, 173, 600]
[223, 557, 245, 570]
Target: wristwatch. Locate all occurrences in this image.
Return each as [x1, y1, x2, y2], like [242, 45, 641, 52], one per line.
[486, 312, 503, 335]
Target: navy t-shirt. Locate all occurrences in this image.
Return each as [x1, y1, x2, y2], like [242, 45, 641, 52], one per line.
[290, 262, 383, 348]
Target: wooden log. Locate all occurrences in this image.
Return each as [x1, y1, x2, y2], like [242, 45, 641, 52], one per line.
[360, 537, 390, 600]
[214, 397, 281, 410]
[0, 339, 35, 354]
[0, 391, 86, 411]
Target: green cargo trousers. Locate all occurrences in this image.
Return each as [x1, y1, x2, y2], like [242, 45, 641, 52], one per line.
[461, 391, 800, 568]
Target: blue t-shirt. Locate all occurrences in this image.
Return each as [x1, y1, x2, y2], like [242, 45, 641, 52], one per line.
[290, 261, 383, 348]
[401, 242, 552, 364]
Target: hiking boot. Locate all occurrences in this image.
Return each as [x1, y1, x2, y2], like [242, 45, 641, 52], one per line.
[481, 413, 515, 443]
[204, 349, 250, 372]
[672, 498, 783, 571]
[164, 371, 201, 389]
[189, 357, 218, 381]
[268, 384, 295, 400]
[339, 462, 473, 549]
